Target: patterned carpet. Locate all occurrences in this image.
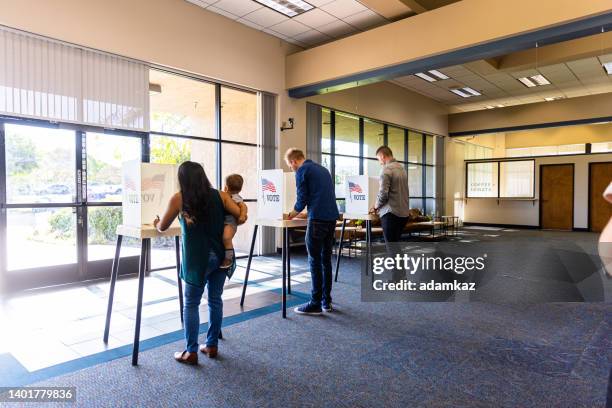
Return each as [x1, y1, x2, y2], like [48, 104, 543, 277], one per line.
[18, 229, 612, 407]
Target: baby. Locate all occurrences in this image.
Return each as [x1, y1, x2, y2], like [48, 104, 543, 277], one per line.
[221, 174, 248, 269]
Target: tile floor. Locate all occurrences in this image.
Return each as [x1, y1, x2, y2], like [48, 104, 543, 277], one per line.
[0, 255, 312, 372]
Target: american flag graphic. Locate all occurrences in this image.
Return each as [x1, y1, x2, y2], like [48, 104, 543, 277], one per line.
[261, 178, 276, 193]
[349, 182, 362, 193]
[142, 174, 165, 190]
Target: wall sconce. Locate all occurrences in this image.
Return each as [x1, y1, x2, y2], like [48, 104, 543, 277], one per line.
[281, 118, 294, 131]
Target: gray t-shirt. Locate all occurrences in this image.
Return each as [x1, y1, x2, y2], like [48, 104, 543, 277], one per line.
[375, 160, 410, 218]
[224, 193, 243, 225]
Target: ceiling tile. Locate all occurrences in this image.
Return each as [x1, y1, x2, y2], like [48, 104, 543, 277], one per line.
[242, 6, 288, 27]
[306, 0, 336, 6]
[213, 0, 262, 17]
[320, 0, 368, 19]
[294, 29, 332, 46]
[236, 17, 264, 30]
[207, 5, 239, 20]
[268, 19, 311, 37]
[317, 19, 357, 38]
[185, 0, 212, 7]
[293, 8, 338, 28]
[343, 9, 386, 30]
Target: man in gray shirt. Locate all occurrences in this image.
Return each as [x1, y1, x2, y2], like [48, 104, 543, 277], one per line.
[369, 146, 411, 242]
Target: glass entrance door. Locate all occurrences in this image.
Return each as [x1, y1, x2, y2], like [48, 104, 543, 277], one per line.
[1, 121, 79, 291]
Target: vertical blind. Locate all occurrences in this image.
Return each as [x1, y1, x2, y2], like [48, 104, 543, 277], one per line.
[0, 27, 149, 130]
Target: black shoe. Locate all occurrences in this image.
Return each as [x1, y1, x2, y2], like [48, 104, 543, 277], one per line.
[294, 302, 322, 315]
[322, 302, 333, 313]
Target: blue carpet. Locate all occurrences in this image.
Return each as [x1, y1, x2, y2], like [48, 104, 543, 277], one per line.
[4, 229, 612, 407]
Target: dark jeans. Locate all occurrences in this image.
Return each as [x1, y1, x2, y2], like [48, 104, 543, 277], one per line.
[305, 219, 336, 306]
[380, 212, 409, 243]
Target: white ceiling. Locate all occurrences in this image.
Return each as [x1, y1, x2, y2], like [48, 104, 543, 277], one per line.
[185, 0, 389, 47]
[391, 53, 612, 113]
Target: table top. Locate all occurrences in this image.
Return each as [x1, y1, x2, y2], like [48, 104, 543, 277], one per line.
[342, 213, 378, 221]
[254, 218, 309, 228]
[116, 224, 181, 239]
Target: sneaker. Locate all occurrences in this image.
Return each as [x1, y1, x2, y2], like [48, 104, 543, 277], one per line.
[294, 302, 322, 315]
[219, 258, 233, 269]
[322, 302, 333, 313]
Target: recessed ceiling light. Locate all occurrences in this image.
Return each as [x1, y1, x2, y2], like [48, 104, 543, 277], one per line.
[486, 105, 495, 109]
[603, 62, 612, 75]
[450, 88, 475, 98]
[415, 70, 450, 82]
[463, 87, 481, 96]
[531, 74, 551, 86]
[254, 0, 314, 17]
[517, 74, 551, 88]
[496, 104, 504, 108]
[428, 70, 449, 80]
[544, 96, 562, 102]
[415, 72, 437, 82]
[518, 77, 536, 87]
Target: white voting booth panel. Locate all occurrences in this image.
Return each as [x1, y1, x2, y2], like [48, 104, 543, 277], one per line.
[122, 161, 179, 227]
[345, 175, 379, 214]
[258, 169, 296, 220]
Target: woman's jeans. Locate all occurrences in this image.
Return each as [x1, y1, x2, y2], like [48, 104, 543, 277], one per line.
[183, 252, 225, 353]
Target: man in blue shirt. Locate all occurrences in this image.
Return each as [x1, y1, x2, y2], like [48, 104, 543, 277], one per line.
[286, 148, 339, 315]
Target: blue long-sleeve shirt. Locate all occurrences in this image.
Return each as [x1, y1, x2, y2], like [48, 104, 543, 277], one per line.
[294, 160, 339, 221]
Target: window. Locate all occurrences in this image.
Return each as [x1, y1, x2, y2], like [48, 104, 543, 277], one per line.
[500, 161, 535, 198]
[221, 87, 257, 144]
[149, 70, 216, 137]
[466, 160, 535, 199]
[363, 120, 384, 158]
[318, 106, 437, 214]
[466, 162, 498, 198]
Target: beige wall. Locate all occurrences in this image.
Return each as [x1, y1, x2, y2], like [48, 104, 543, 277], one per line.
[448, 93, 612, 134]
[461, 153, 612, 228]
[0, 0, 448, 170]
[504, 123, 612, 148]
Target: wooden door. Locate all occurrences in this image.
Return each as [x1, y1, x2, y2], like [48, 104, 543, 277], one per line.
[540, 164, 573, 230]
[589, 162, 612, 232]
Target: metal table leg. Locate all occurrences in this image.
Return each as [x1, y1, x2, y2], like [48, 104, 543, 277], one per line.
[131, 238, 148, 366]
[174, 236, 183, 324]
[366, 220, 372, 276]
[240, 225, 258, 307]
[287, 228, 291, 295]
[281, 228, 287, 318]
[334, 219, 347, 282]
[103, 235, 123, 343]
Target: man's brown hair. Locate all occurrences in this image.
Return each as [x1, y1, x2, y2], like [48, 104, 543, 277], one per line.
[225, 174, 243, 193]
[375, 145, 393, 157]
[284, 148, 305, 162]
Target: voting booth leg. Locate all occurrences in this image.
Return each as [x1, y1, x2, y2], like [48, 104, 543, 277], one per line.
[132, 239, 148, 366]
[286, 228, 291, 295]
[334, 219, 347, 282]
[103, 234, 123, 343]
[174, 236, 184, 325]
[365, 221, 372, 276]
[281, 228, 287, 318]
[240, 225, 258, 307]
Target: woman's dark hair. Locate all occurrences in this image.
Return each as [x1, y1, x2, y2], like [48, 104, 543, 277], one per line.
[177, 161, 212, 225]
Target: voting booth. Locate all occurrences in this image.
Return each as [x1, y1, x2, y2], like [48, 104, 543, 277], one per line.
[122, 161, 179, 227]
[344, 175, 379, 214]
[257, 169, 297, 219]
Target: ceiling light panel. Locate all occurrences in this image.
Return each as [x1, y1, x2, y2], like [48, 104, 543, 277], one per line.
[517, 74, 551, 88]
[254, 0, 314, 17]
[428, 70, 449, 80]
[603, 62, 612, 75]
[415, 72, 437, 82]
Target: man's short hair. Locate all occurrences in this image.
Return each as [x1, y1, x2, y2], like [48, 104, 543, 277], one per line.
[225, 174, 243, 193]
[285, 148, 305, 162]
[375, 146, 393, 157]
